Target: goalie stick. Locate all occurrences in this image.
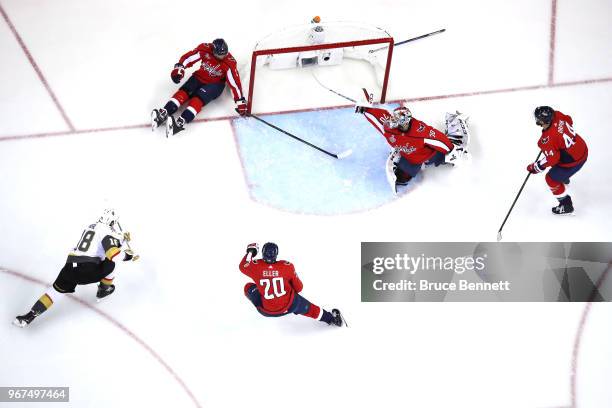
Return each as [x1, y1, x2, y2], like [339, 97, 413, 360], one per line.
[311, 70, 357, 103]
[496, 151, 543, 241]
[369, 28, 446, 53]
[249, 114, 352, 159]
[311, 71, 374, 107]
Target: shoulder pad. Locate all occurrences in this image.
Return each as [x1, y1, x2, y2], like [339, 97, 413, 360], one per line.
[281, 260, 292, 266]
[252, 259, 259, 264]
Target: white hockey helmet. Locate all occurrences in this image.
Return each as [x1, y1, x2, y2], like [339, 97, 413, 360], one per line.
[98, 208, 119, 229]
[392, 106, 412, 129]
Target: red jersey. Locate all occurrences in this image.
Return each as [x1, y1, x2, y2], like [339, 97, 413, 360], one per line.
[178, 43, 245, 101]
[239, 255, 304, 315]
[362, 107, 454, 164]
[537, 111, 588, 168]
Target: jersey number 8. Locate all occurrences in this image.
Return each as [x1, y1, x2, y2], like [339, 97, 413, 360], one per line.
[260, 278, 287, 299]
[76, 230, 95, 252]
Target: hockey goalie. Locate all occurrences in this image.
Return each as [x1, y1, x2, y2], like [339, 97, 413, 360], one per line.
[356, 101, 471, 194]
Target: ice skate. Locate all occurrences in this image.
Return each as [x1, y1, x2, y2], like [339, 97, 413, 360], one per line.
[552, 195, 574, 216]
[166, 115, 185, 137]
[330, 308, 347, 327]
[96, 283, 116, 302]
[13, 311, 37, 328]
[151, 108, 168, 131]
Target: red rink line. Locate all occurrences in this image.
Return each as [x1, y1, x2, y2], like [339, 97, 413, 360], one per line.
[570, 263, 611, 408]
[0, 3, 75, 132]
[1, 76, 612, 143]
[1, 267, 203, 408]
[548, 0, 558, 85]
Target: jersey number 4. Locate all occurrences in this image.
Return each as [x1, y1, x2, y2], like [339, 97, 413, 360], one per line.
[260, 278, 287, 299]
[563, 124, 577, 148]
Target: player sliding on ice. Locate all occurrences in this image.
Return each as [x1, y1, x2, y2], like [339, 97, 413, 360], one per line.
[151, 38, 248, 137]
[13, 209, 138, 328]
[355, 100, 470, 193]
[239, 243, 345, 327]
[526, 106, 588, 215]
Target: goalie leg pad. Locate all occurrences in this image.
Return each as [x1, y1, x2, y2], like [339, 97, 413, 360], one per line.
[386, 151, 420, 194]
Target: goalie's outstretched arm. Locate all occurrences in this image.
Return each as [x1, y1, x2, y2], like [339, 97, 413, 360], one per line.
[355, 106, 390, 136]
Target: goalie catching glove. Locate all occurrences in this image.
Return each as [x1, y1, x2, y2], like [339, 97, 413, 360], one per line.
[171, 63, 185, 84]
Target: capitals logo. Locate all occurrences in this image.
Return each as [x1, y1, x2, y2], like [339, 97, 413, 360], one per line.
[201, 60, 223, 77]
[398, 145, 417, 155]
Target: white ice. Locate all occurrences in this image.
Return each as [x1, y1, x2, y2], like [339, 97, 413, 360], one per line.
[1, 0, 611, 407]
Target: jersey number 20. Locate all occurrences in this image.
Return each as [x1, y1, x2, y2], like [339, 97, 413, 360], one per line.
[260, 278, 287, 299]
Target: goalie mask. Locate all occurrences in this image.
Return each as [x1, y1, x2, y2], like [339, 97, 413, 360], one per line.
[98, 208, 119, 230]
[392, 106, 412, 130]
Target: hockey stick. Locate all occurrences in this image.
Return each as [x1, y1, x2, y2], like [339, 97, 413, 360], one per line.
[369, 29, 446, 53]
[249, 114, 352, 159]
[115, 221, 140, 261]
[311, 70, 357, 103]
[496, 151, 543, 241]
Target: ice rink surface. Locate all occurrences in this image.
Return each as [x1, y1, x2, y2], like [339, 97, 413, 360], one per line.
[0, 0, 611, 407]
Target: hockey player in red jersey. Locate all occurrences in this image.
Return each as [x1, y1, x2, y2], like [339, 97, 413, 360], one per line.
[526, 106, 588, 215]
[355, 103, 462, 192]
[151, 38, 248, 137]
[239, 243, 345, 326]
[13, 209, 137, 328]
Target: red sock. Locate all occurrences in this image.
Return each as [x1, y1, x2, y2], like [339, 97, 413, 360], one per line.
[181, 97, 205, 123]
[546, 173, 566, 198]
[168, 90, 189, 109]
[303, 304, 323, 320]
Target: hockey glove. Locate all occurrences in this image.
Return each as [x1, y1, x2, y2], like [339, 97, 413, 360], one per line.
[526, 161, 545, 174]
[235, 97, 248, 116]
[246, 242, 259, 258]
[355, 106, 366, 114]
[123, 249, 139, 262]
[171, 63, 185, 84]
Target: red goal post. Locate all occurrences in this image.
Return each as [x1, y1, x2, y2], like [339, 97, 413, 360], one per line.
[246, 36, 394, 115]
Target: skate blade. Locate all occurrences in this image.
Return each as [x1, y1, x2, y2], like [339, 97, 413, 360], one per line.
[96, 295, 113, 303]
[151, 110, 158, 132]
[165, 118, 173, 138]
[12, 319, 27, 328]
[553, 212, 576, 216]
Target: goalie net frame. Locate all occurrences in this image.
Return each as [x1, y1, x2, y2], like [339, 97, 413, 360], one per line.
[246, 37, 394, 115]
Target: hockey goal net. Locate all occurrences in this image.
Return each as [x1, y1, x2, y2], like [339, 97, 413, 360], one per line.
[246, 21, 394, 114]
